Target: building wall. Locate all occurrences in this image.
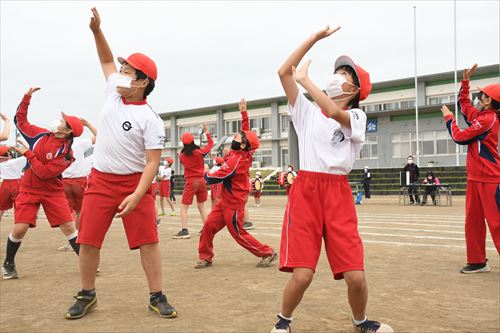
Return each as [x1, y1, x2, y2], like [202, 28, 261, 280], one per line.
[161, 67, 499, 173]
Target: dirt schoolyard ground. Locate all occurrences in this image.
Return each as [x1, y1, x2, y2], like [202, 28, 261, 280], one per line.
[0, 195, 498, 333]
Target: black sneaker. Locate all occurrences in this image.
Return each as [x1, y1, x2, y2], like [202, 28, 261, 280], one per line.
[243, 222, 254, 230]
[172, 229, 190, 239]
[65, 291, 97, 319]
[149, 294, 177, 318]
[461, 260, 491, 274]
[2, 263, 18, 280]
[354, 319, 394, 333]
[156, 219, 161, 227]
[270, 314, 291, 333]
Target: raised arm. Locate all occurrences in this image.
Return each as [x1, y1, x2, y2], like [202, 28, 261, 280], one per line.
[278, 26, 340, 107]
[458, 64, 480, 124]
[293, 60, 350, 128]
[0, 113, 11, 141]
[89, 7, 117, 80]
[239, 98, 250, 131]
[197, 124, 214, 155]
[14, 88, 50, 147]
[80, 118, 98, 144]
[442, 105, 496, 145]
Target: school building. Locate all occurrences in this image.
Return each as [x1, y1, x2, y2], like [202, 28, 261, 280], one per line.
[159, 64, 499, 174]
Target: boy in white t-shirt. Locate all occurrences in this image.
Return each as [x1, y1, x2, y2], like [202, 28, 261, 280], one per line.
[65, 7, 176, 320]
[270, 26, 393, 333]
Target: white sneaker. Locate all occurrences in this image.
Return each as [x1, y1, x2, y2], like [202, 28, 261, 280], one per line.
[58, 244, 71, 252]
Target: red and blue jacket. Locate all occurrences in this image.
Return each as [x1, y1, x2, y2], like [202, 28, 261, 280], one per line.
[205, 110, 254, 209]
[15, 95, 73, 196]
[179, 132, 214, 181]
[445, 80, 500, 183]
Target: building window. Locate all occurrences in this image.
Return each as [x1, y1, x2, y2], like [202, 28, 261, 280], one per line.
[179, 124, 217, 145]
[165, 127, 171, 147]
[281, 148, 289, 167]
[428, 94, 456, 105]
[249, 116, 272, 137]
[252, 149, 272, 167]
[392, 130, 466, 158]
[361, 134, 378, 159]
[225, 120, 242, 135]
[281, 114, 290, 133]
[400, 100, 415, 108]
[208, 123, 217, 138]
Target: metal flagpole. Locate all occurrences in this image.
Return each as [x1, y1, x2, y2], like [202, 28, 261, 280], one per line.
[413, 6, 420, 166]
[454, 0, 460, 166]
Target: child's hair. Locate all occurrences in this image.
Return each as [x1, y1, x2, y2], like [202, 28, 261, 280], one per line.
[335, 65, 360, 109]
[478, 91, 500, 116]
[240, 131, 252, 151]
[135, 69, 155, 98]
[65, 134, 74, 161]
[181, 142, 200, 156]
[426, 170, 435, 178]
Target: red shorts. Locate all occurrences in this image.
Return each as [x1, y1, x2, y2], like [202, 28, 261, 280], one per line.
[0, 179, 20, 210]
[77, 169, 158, 250]
[279, 170, 364, 280]
[151, 182, 158, 200]
[63, 177, 87, 213]
[14, 191, 73, 228]
[210, 183, 222, 201]
[253, 191, 262, 198]
[182, 178, 208, 205]
[159, 180, 171, 197]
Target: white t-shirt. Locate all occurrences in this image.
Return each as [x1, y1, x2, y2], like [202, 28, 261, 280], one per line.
[0, 157, 26, 180]
[159, 166, 172, 180]
[92, 73, 166, 175]
[62, 138, 93, 178]
[288, 92, 366, 174]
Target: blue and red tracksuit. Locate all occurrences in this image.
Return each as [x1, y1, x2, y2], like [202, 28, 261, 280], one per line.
[445, 80, 500, 264]
[15, 95, 74, 195]
[197, 111, 273, 263]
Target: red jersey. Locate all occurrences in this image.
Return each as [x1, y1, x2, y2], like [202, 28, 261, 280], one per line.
[445, 80, 500, 183]
[205, 149, 253, 209]
[179, 132, 214, 181]
[14, 95, 73, 196]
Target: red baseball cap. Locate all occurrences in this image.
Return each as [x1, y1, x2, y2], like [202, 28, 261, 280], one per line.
[479, 84, 500, 103]
[243, 130, 260, 151]
[62, 113, 84, 137]
[0, 145, 9, 156]
[215, 157, 224, 165]
[165, 157, 174, 164]
[334, 55, 372, 101]
[182, 132, 194, 145]
[117, 53, 158, 81]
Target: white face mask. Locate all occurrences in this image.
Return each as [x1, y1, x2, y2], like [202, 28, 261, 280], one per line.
[407, 159, 413, 164]
[325, 74, 358, 98]
[287, 167, 292, 172]
[49, 120, 61, 133]
[116, 74, 134, 88]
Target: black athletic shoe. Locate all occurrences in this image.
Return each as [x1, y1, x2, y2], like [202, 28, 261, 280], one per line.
[461, 260, 491, 274]
[149, 294, 177, 318]
[354, 319, 394, 332]
[172, 229, 190, 239]
[2, 263, 18, 280]
[65, 291, 97, 319]
[270, 314, 292, 333]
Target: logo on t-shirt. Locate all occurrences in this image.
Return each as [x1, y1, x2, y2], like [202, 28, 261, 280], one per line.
[330, 129, 345, 145]
[122, 121, 132, 131]
[46, 152, 53, 160]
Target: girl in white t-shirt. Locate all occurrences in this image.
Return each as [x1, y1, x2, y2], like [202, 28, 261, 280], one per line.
[270, 26, 393, 333]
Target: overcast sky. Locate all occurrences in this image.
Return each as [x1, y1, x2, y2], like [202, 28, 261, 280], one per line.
[1, 0, 499, 145]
